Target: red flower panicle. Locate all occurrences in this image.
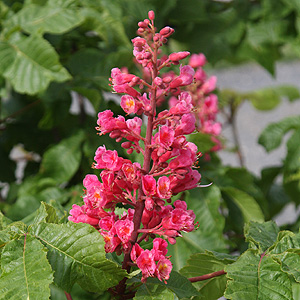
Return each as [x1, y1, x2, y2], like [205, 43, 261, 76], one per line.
[69, 10, 220, 284]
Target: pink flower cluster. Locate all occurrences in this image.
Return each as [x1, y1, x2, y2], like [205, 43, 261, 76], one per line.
[187, 54, 221, 138]
[179, 53, 222, 153]
[69, 10, 217, 284]
[131, 238, 172, 283]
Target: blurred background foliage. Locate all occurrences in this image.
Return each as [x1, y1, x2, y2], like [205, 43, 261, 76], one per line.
[1, 0, 300, 298]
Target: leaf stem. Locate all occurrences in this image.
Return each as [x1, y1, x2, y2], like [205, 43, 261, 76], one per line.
[64, 291, 73, 300]
[188, 269, 226, 283]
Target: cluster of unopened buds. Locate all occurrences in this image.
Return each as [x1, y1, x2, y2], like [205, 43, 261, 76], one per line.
[69, 10, 219, 284]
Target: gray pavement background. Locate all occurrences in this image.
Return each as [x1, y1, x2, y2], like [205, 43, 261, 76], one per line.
[214, 60, 300, 225]
[215, 60, 300, 175]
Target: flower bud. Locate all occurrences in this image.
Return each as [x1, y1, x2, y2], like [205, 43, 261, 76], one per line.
[160, 26, 174, 37]
[154, 76, 163, 86]
[164, 230, 178, 238]
[169, 77, 183, 89]
[121, 141, 132, 149]
[145, 197, 154, 210]
[189, 53, 206, 68]
[167, 237, 176, 245]
[144, 52, 152, 59]
[136, 53, 143, 60]
[148, 10, 155, 20]
[153, 33, 160, 42]
[169, 51, 190, 62]
[132, 37, 147, 47]
[109, 130, 121, 139]
[137, 28, 144, 35]
[127, 148, 133, 154]
[138, 21, 147, 28]
[132, 76, 140, 84]
[175, 168, 189, 175]
[163, 76, 172, 84]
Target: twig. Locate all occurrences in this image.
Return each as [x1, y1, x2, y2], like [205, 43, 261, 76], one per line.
[0, 99, 41, 125]
[227, 99, 245, 167]
[231, 112, 245, 167]
[188, 269, 226, 283]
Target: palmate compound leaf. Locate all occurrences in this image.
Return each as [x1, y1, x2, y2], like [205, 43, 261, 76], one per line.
[0, 235, 53, 300]
[29, 221, 127, 293]
[224, 249, 293, 300]
[0, 35, 71, 95]
[180, 251, 236, 300]
[225, 225, 300, 300]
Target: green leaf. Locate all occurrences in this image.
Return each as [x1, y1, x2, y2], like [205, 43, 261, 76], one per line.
[30, 222, 127, 293]
[39, 131, 85, 184]
[247, 20, 287, 48]
[221, 187, 264, 223]
[259, 166, 282, 194]
[225, 249, 293, 300]
[0, 35, 71, 95]
[270, 232, 300, 282]
[146, 271, 199, 299]
[5, 3, 84, 35]
[244, 221, 279, 252]
[293, 283, 300, 299]
[281, 0, 300, 14]
[33, 202, 59, 225]
[168, 186, 227, 270]
[258, 116, 300, 152]
[180, 251, 235, 300]
[276, 85, 300, 102]
[188, 133, 217, 153]
[0, 221, 25, 252]
[0, 212, 12, 231]
[5, 195, 41, 221]
[0, 235, 53, 300]
[134, 284, 175, 300]
[2, 221, 27, 237]
[272, 231, 300, 254]
[80, 4, 130, 47]
[237, 40, 279, 75]
[284, 129, 300, 172]
[276, 250, 300, 282]
[266, 184, 291, 218]
[246, 88, 281, 111]
[0, 232, 11, 251]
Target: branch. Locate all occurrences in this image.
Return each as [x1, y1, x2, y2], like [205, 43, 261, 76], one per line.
[0, 99, 41, 125]
[188, 269, 226, 283]
[229, 100, 245, 167]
